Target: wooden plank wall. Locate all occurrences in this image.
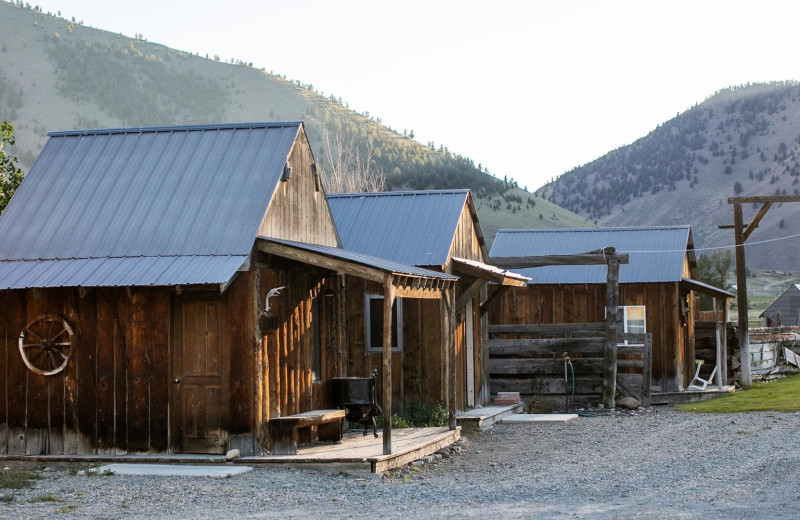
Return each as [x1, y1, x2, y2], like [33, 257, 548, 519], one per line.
[489, 283, 685, 391]
[488, 324, 652, 407]
[258, 266, 326, 421]
[0, 287, 171, 455]
[343, 278, 446, 415]
[258, 131, 339, 247]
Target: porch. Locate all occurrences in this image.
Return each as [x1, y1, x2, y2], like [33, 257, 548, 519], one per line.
[0, 427, 461, 474]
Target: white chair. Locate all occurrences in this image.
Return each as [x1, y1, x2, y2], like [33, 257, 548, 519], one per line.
[688, 359, 718, 390]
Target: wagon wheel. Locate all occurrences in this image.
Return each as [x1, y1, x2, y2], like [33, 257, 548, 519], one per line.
[18, 314, 74, 376]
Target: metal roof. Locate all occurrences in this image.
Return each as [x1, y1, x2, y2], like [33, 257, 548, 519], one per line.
[327, 190, 472, 267]
[261, 238, 458, 281]
[0, 122, 302, 288]
[489, 226, 694, 284]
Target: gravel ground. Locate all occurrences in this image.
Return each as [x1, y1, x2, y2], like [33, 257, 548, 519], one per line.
[3, 408, 799, 519]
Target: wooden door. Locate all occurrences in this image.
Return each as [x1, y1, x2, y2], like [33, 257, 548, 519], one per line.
[466, 299, 475, 408]
[172, 298, 229, 453]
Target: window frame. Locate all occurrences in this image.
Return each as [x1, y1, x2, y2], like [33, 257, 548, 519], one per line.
[617, 305, 646, 345]
[364, 294, 403, 352]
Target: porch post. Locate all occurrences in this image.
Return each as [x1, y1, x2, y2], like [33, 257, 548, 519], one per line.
[382, 274, 395, 455]
[447, 287, 457, 430]
[603, 259, 620, 409]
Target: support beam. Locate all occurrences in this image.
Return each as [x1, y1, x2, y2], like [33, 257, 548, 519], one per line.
[447, 288, 457, 431]
[733, 203, 752, 388]
[602, 260, 620, 409]
[455, 278, 486, 312]
[743, 202, 772, 242]
[480, 286, 511, 317]
[382, 274, 395, 455]
[491, 253, 629, 269]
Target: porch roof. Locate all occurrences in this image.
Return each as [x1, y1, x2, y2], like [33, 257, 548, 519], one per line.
[451, 257, 529, 287]
[257, 238, 458, 298]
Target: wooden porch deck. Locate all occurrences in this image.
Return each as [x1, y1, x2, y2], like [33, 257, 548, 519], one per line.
[0, 427, 461, 474]
[243, 426, 461, 473]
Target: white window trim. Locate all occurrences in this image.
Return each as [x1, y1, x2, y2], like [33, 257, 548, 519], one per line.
[618, 305, 646, 345]
[365, 294, 403, 352]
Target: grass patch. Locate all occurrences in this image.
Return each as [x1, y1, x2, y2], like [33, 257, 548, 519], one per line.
[30, 493, 63, 503]
[674, 374, 800, 413]
[0, 470, 37, 490]
[0, 494, 14, 503]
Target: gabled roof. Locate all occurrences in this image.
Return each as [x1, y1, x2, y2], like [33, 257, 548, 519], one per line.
[327, 189, 483, 267]
[489, 226, 695, 284]
[0, 122, 304, 289]
[760, 284, 800, 318]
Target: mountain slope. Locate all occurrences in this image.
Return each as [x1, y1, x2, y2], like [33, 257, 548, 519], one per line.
[0, 1, 591, 243]
[537, 83, 800, 270]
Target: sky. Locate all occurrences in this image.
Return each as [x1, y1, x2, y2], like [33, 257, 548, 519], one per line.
[29, 0, 800, 191]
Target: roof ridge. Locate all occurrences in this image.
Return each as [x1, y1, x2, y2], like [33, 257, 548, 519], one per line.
[48, 121, 303, 137]
[327, 189, 470, 199]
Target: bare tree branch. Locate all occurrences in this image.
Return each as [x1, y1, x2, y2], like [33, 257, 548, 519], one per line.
[319, 123, 386, 193]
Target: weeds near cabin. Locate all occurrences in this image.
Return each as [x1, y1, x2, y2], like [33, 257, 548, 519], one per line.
[29, 493, 63, 503]
[375, 402, 448, 429]
[674, 373, 800, 413]
[86, 468, 114, 477]
[0, 469, 37, 489]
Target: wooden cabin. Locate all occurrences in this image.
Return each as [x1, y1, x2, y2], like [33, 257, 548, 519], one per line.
[760, 284, 800, 327]
[328, 190, 527, 412]
[0, 122, 456, 456]
[488, 226, 732, 393]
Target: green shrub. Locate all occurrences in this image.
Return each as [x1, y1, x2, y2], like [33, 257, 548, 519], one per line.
[0, 470, 36, 490]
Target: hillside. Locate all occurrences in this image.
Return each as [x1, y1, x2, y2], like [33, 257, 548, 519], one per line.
[0, 1, 591, 243]
[538, 83, 800, 270]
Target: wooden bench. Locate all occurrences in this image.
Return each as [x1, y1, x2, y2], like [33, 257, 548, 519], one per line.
[269, 409, 346, 455]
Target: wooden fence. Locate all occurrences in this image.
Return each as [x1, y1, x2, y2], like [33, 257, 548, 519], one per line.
[488, 323, 652, 408]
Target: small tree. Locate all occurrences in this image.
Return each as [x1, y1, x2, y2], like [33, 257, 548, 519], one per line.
[0, 120, 24, 215]
[696, 250, 733, 310]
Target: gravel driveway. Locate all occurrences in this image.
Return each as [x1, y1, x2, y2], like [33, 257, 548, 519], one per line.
[3, 408, 798, 519]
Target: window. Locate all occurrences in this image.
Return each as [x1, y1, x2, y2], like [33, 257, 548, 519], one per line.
[617, 305, 646, 345]
[365, 294, 402, 352]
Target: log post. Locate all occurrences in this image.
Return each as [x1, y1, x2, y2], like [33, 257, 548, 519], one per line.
[382, 274, 395, 455]
[603, 259, 620, 409]
[733, 202, 752, 388]
[447, 288, 457, 431]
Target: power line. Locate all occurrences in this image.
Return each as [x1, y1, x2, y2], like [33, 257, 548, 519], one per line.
[621, 230, 800, 255]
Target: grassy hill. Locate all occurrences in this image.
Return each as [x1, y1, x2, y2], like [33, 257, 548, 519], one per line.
[538, 83, 800, 270]
[0, 1, 591, 244]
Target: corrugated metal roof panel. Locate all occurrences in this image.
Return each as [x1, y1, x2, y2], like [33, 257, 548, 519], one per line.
[327, 190, 470, 266]
[489, 226, 692, 284]
[0, 256, 248, 290]
[263, 238, 458, 281]
[0, 122, 300, 288]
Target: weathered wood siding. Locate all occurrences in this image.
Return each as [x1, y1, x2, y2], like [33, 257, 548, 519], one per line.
[0, 287, 171, 455]
[489, 282, 688, 391]
[446, 202, 485, 265]
[259, 130, 339, 246]
[342, 278, 447, 414]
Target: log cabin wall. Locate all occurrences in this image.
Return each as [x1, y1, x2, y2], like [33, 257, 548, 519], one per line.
[343, 277, 445, 415]
[446, 202, 488, 409]
[0, 286, 171, 455]
[489, 282, 687, 392]
[255, 261, 330, 451]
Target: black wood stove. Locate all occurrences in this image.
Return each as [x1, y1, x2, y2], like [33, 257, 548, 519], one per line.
[331, 368, 382, 438]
